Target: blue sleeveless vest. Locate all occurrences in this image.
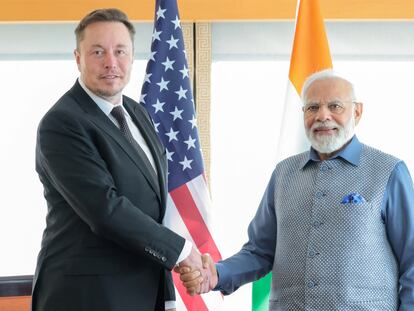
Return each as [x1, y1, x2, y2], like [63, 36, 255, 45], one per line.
[269, 144, 400, 311]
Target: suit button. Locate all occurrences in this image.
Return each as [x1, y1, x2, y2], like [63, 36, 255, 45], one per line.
[308, 250, 318, 258]
[307, 281, 316, 288]
[161, 256, 167, 262]
[316, 191, 327, 199]
[313, 221, 323, 228]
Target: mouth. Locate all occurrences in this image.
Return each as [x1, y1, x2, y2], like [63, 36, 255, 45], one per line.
[313, 126, 338, 135]
[100, 74, 120, 80]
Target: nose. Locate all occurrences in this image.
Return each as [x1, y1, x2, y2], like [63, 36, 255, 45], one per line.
[315, 104, 332, 122]
[104, 52, 117, 69]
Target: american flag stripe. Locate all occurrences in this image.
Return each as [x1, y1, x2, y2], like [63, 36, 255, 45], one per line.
[185, 175, 211, 224]
[170, 184, 221, 262]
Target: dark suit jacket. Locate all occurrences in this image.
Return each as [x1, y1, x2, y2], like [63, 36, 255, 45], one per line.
[32, 80, 185, 311]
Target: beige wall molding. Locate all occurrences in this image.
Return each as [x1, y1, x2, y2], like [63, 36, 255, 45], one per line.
[182, 22, 212, 185]
[2, 0, 414, 22]
[194, 22, 211, 185]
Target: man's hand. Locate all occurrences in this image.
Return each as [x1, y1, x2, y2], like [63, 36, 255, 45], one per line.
[174, 246, 206, 295]
[201, 253, 218, 291]
[177, 253, 218, 296]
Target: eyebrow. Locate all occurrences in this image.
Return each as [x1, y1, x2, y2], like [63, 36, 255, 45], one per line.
[89, 44, 129, 49]
[306, 99, 345, 104]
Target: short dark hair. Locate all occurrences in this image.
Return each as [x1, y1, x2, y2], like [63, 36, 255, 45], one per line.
[74, 8, 136, 49]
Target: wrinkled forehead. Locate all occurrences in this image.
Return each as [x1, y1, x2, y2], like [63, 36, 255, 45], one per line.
[305, 77, 353, 103]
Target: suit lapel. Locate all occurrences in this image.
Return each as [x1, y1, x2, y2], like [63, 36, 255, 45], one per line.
[125, 100, 168, 213]
[68, 81, 162, 203]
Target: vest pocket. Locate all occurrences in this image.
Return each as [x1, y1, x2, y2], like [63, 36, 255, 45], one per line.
[335, 201, 376, 230]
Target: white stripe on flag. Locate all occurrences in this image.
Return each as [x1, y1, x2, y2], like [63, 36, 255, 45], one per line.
[276, 80, 309, 162]
[185, 175, 212, 230]
[164, 193, 223, 311]
[164, 194, 195, 243]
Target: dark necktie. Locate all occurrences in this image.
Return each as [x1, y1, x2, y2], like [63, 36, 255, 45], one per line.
[110, 105, 158, 181]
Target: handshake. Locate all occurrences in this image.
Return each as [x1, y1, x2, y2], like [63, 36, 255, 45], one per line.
[174, 246, 218, 296]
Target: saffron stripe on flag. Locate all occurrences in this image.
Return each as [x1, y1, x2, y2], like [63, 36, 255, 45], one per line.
[288, 0, 333, 93]
[170, 183, 222, 262]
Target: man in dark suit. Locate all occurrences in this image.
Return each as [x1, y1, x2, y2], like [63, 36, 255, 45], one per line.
[32, 8, 206, 311]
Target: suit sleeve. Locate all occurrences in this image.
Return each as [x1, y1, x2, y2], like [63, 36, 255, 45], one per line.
[164, 270, 176, 301]
[36, 109, 185, 270]
[215, 170, 277, 295]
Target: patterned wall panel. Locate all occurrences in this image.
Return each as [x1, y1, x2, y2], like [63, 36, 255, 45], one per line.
[195, 22, 211, 185]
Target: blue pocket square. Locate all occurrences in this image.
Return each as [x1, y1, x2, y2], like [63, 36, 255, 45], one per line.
[341, 192, 366, 204]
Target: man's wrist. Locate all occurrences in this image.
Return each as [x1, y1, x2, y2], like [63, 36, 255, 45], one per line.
[176, 240, 193, 265]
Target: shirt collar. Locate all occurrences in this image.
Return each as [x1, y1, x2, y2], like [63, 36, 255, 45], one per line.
[301, 135, 362, 169]
[78, 78, 123, 116]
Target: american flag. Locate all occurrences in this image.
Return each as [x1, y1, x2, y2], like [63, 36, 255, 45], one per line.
[139, 0, 222, 309]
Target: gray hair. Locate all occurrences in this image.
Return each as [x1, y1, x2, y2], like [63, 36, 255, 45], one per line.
[301, 69, 357, 105]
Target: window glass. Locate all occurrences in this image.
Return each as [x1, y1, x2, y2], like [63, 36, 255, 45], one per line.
[0, 59, 146, 276]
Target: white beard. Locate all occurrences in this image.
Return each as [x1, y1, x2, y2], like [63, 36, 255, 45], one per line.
[306, 114, 355, 154]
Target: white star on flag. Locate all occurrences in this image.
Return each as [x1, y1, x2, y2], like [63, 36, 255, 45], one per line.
[165, 127, 179, 142]
[156, 77, 169, 91]
[161, 57, 175, 71]
[139, 93, 147, 104]
[152, 29, 162, 42]
[171, 15, 181, 29]
[175, 86, 187, 100]
[170, 106, 184, 121]
[166, 148, 174, 161]
[179, 65, 189, 79]
[153, 122, 160, 133]
[184, 135, 196, 150]
[144, 73, 152, 83]
[166, 35, 179, 50]
[188, 115, 197, 129]
[149, 51, 157, 61]
[152, 99, 165, 113]
[179, 156, 193, 170]
[156, 6, 166, 20]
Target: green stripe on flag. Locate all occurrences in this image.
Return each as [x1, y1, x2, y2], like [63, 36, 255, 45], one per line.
[252, 273, 271, 311]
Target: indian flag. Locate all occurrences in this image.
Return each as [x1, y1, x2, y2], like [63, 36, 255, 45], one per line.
[252, 0, 332, 309]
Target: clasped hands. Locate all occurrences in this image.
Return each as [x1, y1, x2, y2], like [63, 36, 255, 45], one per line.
[174, 247, 218, 296]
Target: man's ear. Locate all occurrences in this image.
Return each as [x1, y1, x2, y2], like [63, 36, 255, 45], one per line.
[354, 102, 363, 126]
[74, 49, 81, 71]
